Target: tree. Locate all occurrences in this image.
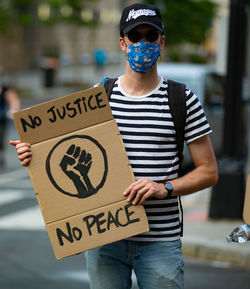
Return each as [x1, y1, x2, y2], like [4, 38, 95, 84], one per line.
[144, 0, 217, 45]
[0, 0, 99, 73]
[0, 0, 97, 34]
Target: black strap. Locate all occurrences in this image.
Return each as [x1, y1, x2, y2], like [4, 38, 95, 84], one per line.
[168, 80, 186, 237]
[167, 80, 186, 169]
[104, 78, 118, 100]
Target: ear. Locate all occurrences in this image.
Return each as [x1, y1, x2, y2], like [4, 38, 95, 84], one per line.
[120, 37, 127, 52]
[160, 35, 165, 51]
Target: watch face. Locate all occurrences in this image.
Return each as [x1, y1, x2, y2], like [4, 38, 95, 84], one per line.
[165, 182, 173, 192]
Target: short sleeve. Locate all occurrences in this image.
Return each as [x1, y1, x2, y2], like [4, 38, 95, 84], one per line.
[184, 88, 212, 144]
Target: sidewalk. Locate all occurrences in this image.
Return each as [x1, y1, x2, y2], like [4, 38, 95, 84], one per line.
[181, 190, 250, 268]
[181, 99, 250, 268]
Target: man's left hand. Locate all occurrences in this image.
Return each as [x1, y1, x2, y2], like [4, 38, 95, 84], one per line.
[123, 178, 167, 205]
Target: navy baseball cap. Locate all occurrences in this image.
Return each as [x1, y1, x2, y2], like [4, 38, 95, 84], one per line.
[120, 3, 164, 36]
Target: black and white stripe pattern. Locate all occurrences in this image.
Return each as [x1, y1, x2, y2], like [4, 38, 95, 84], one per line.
[109, 76, 211, 241]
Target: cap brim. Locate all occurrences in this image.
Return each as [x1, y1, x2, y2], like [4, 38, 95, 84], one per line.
[122, 21, 163, 35]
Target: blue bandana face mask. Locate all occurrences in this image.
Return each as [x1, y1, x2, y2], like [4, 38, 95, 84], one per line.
[126, 41, 161, 72]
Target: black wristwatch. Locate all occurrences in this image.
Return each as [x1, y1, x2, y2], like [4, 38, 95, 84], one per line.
[164, 182, 174, 197]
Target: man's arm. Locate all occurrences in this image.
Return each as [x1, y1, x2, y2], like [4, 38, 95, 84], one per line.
[123, 135, 218, 205]
[170, 135, 218, 196]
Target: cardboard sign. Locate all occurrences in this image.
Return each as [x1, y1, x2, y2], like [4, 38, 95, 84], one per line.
[13, 86, 149, 259]
[243, 174, 250, 225]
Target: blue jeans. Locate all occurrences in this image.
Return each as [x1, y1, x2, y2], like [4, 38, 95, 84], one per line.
[86, 239, 184, 289]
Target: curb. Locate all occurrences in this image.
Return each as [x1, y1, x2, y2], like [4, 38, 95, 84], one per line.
[182, 237, 250, 268]
[181, 220, 250, 268]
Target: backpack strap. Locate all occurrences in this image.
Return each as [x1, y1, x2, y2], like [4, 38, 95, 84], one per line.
[167, 80, 186, 169]
[103, 78, 118, 99]
[167, 79, 186, 238]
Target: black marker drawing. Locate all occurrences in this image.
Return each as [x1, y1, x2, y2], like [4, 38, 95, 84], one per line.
[46, 135, 108, 198]
[60, 144, 95, 198]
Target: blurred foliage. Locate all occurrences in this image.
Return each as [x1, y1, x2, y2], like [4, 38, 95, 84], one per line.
[144, 0, 218, 45]
[41, 0, 98, 26]
[187, 52, 207, 63]
[0, 0, 97, 34]
[167, 50, 207, 64]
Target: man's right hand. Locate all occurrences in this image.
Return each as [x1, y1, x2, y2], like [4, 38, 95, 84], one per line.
[9, 140, 32, 167]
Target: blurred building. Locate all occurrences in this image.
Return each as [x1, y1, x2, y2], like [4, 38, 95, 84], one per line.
[0, 0, 249, 95]
[0, 0, 128, 72]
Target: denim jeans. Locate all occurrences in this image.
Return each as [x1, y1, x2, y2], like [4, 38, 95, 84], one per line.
[86, 239, 184, 289]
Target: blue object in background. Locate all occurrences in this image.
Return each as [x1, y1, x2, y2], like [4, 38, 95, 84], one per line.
[93, 48, 107, 66]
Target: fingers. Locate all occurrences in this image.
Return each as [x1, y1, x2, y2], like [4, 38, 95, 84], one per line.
[124, 178, 154, 205]
[9, 140, 21, 147]
[9, 140, 32, 167]
[20, 157, 32, 167]
[9, 140, 30, 150]
[67, 144, 75, 155]
[17, 145, 32, 167]
[66, 145, 92, 165]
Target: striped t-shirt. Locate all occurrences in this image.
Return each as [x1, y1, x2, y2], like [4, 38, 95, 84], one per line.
[109, 76, 212, 241]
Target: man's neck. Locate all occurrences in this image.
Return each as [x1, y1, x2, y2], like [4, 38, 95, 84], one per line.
[121, 64, 161, 96]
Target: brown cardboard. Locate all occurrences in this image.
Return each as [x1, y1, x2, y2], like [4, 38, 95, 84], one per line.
[47, 200, 149, 259]
[13, 86, 113, 145]
[13, 85, 149, 259]
[243, 174, 250, 225]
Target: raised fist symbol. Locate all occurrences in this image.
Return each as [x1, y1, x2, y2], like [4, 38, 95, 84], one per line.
[60, 144, 96, 198]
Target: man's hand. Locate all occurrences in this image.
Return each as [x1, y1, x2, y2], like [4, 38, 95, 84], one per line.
[123, 178, 167, 205]
[9, 140, 32, 167]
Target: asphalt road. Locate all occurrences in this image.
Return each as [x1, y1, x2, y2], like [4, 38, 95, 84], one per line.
[1, 120, 250, 289]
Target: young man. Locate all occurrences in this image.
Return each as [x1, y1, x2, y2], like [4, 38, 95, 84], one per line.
[10, 3, 218, 289]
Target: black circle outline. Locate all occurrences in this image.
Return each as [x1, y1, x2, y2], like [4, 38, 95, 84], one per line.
[46, 135, 108, 198]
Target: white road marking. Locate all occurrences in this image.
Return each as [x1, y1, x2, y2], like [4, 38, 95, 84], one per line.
[0, 191, 24, 205]
[0, 206, 45, 230]
[0, 168, 29, 185]
[53, 270, 89, 282]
